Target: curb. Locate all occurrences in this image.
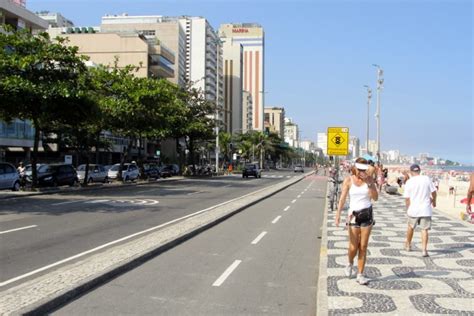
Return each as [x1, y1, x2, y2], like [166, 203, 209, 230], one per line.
[2, 172, 314, 315]
[316, 181, 330, 316]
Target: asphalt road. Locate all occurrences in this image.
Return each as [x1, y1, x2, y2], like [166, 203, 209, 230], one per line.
[0, 170, 308, 290]
[52, 173, 327, 315]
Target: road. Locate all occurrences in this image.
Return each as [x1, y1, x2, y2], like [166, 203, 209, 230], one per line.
[51, 172, 327, 315]
[0, 169, 321, 292]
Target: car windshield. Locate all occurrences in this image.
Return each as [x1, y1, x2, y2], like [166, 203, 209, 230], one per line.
[110, 165, 120, 171]
[38, 165, 52, 173]
[245, 164, 256, 169]
[77, 165, 88, 171]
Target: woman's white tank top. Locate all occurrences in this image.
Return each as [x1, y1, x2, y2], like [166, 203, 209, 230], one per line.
[349, 177, 372, 212]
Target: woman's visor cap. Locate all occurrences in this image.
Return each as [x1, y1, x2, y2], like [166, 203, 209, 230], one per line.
[355, 162, 369, 170]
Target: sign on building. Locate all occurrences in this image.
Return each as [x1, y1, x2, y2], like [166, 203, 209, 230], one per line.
[327, 127, 349, 156]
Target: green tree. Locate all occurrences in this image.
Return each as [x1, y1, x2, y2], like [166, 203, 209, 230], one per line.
[0, 29, 90, 187]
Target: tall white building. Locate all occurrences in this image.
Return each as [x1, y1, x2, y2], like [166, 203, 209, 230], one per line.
[317, 132, 327, 156]
[219, 23, 264, 131]
[179, 17, 223, 122]
[284, 118, 299, 148]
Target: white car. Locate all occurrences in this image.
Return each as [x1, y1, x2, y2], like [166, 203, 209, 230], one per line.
[294, 165, 304, 173]
[107, 163, 139, 182]
[77, 164, 109, 183]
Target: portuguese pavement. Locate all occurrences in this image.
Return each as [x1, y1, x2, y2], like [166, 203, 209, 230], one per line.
[318, 191, 474, 315]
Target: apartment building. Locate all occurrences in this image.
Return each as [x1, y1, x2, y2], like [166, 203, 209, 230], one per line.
[284, 118, 299, 148]
[242, 91, 253, 134]
[100, 14, 186, 87]
[0, 0, 48, 163]
[56, 32, 175, 79]
[222, 39, 243, 134]
[317, 132, 327, 156]
[219, 23, 265, 131]
[264, 107, 285, 139]
[37, 11, 73, 28]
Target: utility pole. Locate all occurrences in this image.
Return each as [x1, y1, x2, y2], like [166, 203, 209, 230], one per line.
[372, 64, 384, 162]
[363, 85, 372, 155]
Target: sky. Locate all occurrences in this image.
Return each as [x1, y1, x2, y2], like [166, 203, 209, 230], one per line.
[28, 0, 473, 164]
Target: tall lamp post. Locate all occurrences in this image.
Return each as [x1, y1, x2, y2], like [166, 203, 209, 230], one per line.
[372, 64, 384, 162]
[363, 85, 372, 155]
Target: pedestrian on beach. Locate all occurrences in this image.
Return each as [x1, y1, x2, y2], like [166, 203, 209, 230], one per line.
[403, 164, 437, 257]
[335, 157, 378, 285]
[466, 173, 474, 213]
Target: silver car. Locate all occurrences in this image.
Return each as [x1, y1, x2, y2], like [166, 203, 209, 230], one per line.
[107, 163, 139, 182]
[77, 164, 109, 183]
[0, 162, 20, 191]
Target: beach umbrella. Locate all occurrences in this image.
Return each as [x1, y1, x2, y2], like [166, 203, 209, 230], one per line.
[460, 197, 474, 205]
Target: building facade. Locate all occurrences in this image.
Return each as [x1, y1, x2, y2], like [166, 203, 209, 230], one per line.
[0, 0, 48, 163]
[242, 91, 253, 133]
[219, 23, 264, 131]
[100, 14, 186, 87]
[317, 132, 328, 156]
[264, 107, 285, 139]
[37, 11, 74, 28]
[222, 39, 243, 134]
[284, 118, 299, 148]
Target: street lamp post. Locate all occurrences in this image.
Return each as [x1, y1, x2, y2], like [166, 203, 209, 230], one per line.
[363, 85, 372, 155]
[372, 64, 384, 162]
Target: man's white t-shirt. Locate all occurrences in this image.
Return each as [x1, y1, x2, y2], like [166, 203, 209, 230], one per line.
[403, 175, 436, 217]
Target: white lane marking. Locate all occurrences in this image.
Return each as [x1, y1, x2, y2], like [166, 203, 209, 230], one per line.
[297, 195, 302, 198]
[291, 199, 297, 203]
[85, 200, 110, 204]
[0, 186, 272, 287]
[212, 260, 242, 287]
[251, 231, 267, 245]
[0, 225, 37, 235]
[51, 200, 80, 206]
[284, 206, 290, 212]
[187, 191, 202, 195]
[272, 216, 282, 224]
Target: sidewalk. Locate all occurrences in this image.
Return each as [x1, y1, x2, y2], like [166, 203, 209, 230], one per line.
[318, 192, 474, 315]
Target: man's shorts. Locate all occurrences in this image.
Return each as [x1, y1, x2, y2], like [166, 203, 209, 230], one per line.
[408, 216, 432, 230]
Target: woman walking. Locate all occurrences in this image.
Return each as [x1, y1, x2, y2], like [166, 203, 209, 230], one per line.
[335, 157, 378, 285]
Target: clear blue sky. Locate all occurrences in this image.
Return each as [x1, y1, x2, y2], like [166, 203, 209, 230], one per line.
[29, 0, 473, 164]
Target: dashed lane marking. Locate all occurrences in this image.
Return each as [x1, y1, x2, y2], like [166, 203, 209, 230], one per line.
[0, 225, 37, 235]
[212, 260, 242, 287]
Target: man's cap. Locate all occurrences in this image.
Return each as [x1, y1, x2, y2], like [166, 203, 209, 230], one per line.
[410, 164, 421, 172]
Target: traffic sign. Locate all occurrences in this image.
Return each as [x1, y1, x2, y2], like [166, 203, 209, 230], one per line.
[327, 127, 349, 156]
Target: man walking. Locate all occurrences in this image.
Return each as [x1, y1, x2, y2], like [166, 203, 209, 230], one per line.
[403, 164, 437, 257]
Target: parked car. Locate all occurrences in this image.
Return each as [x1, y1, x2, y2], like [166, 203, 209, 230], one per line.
[29, 164, 78, 187]
[294, 165, 304, 173]
[141, 164, 161, 180]
[0, 162, 20, 191]
[77, 164, 109, 183]
[107, 163, 139, 182]
[159, 165, 174, 178]
[165, 164, 180, 176]
[242, 163, 262, 178]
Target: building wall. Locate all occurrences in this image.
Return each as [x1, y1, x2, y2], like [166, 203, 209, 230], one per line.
[219, 23, 264, 131]
[242, 91, 253, 133]
[100, 15, 186, 86]
[0, 0, 48, 31]
[264, 107, 285, 139]
[317, 132, 327, 156]
[222, 39, 243, 134]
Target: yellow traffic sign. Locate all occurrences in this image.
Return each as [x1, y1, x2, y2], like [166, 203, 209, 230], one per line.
[327, 127, 349, 156]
